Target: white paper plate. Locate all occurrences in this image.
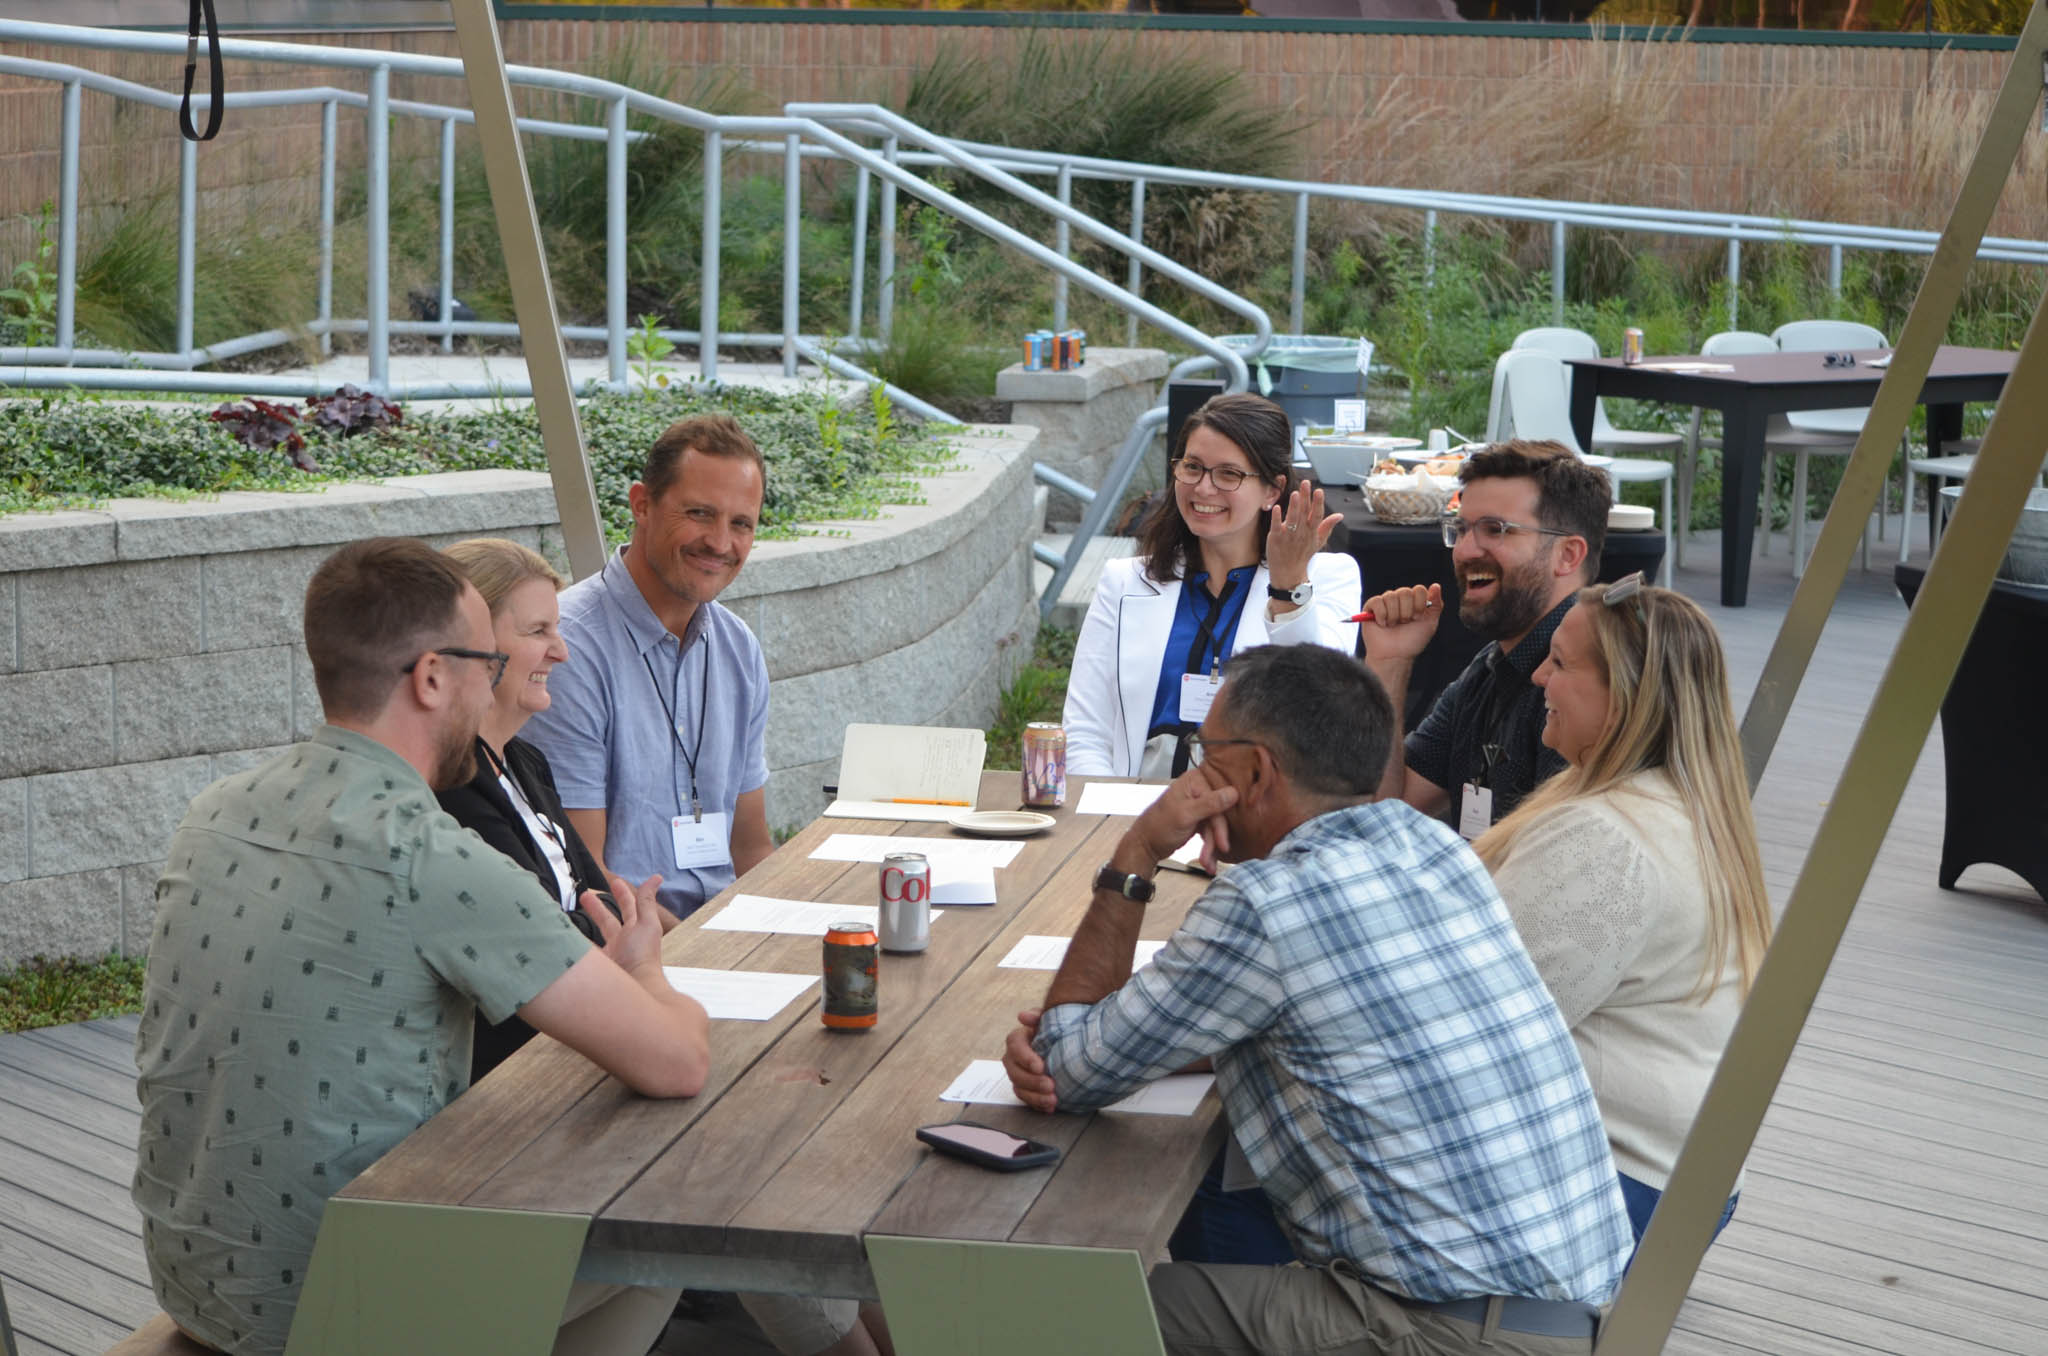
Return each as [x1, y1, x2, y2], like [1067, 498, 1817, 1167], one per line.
[949, 810, 1057, 837]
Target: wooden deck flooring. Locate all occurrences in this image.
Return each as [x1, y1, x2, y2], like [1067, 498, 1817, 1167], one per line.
[3, 528, 2043, 1356]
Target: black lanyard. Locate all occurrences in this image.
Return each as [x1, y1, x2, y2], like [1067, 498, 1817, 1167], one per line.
[1183, 575, 1242, 679]
[479, 741, 568, 858]
[179, 0, 223, 141]
[643, 640, 711, 821]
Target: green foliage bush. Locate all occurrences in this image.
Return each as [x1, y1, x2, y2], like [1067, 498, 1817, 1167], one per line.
[0, 384, 957, 538]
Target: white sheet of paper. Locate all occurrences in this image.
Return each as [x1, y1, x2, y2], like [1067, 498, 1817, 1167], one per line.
[822, 724, 985, 820]
[809, 834, 1024, 870]
[1075, 782, 1169, 816]
[1157, 834, 1210, 876]
[939, 1059, 1214, 1117]
[698, 893, 944, 937]
[662, 967, 818, 1021]
[996, 935, 1169, 971]
[931, 865, 997, 906]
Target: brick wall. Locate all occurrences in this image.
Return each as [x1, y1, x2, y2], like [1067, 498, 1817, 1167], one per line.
[0, 20, 2022, 267]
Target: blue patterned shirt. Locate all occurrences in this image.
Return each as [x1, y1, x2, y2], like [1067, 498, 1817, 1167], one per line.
[1035, 799, 1632, 1304]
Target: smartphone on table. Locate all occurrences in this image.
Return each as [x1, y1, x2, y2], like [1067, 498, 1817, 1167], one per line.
[915, 1120, 1060, 1172]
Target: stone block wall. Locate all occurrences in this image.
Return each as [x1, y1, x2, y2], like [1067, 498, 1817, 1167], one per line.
[997, 348, 1171, 529]
[0, 428, 1037, 968]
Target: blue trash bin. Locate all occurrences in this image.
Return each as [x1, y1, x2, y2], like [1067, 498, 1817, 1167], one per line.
[1220, 335, 1367, 430]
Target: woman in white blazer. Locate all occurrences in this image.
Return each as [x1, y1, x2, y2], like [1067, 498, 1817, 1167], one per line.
[1064, 392, 1362, 779]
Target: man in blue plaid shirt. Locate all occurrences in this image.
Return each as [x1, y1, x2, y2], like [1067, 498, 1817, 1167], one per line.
[1004, 644, 1631, 1355]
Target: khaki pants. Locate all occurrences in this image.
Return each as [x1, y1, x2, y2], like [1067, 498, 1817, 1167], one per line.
[1150, 1263, 1598, 1356]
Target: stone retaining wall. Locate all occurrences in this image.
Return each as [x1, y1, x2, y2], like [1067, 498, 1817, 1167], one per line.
[0, 424, 1037, 968]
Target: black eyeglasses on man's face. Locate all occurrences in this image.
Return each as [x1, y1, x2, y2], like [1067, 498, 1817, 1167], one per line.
[403, 647, 510, 688]
[1186, 732, 1262, 765]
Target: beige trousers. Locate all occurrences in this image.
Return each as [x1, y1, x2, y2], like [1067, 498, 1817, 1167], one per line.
[1150, 1263, 1598, 1356]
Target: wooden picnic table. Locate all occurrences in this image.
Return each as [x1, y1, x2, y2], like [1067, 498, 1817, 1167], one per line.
[291, 771, 1222, 1356]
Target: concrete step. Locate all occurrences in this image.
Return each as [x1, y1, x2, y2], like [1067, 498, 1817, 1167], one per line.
[1033, 532, 1138, 631]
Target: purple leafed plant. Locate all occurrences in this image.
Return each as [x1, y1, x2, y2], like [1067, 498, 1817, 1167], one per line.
[210, 398, 312, 470]
[305, 385, 403, 438]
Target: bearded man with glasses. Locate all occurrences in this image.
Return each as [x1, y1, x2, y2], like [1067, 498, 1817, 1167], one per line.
[1358, 440, 1613, 839]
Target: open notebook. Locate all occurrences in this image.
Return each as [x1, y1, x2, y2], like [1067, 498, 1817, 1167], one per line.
[822, 724, 987, 822]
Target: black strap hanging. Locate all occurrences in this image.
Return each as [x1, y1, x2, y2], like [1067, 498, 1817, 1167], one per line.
[179, 0, 224, 142]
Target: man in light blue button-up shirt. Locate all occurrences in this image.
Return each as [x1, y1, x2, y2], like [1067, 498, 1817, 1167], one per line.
[525, 414, 774, 921]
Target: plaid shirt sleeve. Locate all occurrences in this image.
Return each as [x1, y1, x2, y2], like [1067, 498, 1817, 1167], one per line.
[1034, 876, 1284, 1112]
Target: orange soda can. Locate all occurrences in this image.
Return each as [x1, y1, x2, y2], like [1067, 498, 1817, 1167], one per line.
[822, 923, 879, 1029]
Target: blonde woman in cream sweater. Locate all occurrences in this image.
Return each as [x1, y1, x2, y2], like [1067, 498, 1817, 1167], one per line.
[1474, 573, 1772, 1250]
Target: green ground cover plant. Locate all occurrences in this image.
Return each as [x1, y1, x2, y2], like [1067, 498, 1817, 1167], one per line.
[984, 624, 1077, 772]
[0, 382, 955, 539]
[0, 954, 146, 1034]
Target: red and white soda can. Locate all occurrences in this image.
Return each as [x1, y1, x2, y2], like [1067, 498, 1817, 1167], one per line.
[878, 852, 931, 954]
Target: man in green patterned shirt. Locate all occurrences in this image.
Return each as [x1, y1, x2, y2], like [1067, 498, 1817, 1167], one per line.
[133, 538, 712, 1354]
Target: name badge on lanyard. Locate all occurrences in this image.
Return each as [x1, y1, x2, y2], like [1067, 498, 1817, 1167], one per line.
[1179, 672, 1224, 724]
[672, 811, 732, 870]
[1458, 783, 1494, 841]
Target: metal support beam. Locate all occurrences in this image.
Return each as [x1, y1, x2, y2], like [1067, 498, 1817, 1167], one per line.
[700, 128, 722, 382]
[439, 116, 457, 355]
[850, 165, 869, 340]
[318, 97, 336, 357]
[783, 131, 800, 378]
[1290, 192, 1309, 337]
[877, 134, 897, 346]
[365, 63, 390, 392]
[177, 135, 195, 361]
[1126, 178, 1145, 348]
[1053, 163, 1072, 332]
[607, 95, 628, 388]
[1598, 6, 2048, 1348]
[56, 79, 78, 351]
[446, 0, 606, 581]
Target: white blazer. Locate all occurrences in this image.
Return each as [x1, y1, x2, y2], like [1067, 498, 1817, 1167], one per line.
[1063, 551, 1363, 778]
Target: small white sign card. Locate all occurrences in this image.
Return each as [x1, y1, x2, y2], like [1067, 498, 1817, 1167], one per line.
[823, 724, 986, 822]
[809, 834, 1025, 871]
[996, 935, 1170, 971]
[662, 967, 819, 1021]
[1331, 397, 1368, 433]
[1074, 782, 1169, 817]
[699, 894, 947, 937]
[939, 1059, 1215, 1117]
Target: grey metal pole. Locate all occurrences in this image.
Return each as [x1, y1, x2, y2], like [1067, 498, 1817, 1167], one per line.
[1550, 218, 1565, 325]
[1727, 234, 1741, 330]
[1828, 243, 1843, 305]
[446, 0, 606, 580]
[607, 95, 628, 389]
[849, 164, 869, 341]
[439, 116, 456, 355]
[1423, 208, 1437, 289]
[1126, 177, 1145, 348]
[177, 134, 195, 362]
[366, 63, 391, 394]
[1290, 191, 1309, 337]
[1053, 163, 1071, 331]
[782, 131, 800, 378]
[878, 134, 897, 345]
[700, 128, 722, 382]
[56, 79, 78, 351]
[319, 97, 336, 358]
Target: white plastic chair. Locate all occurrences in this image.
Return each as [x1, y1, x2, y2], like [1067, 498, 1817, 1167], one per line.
[1898, 442, 1978, 563]
[1490, 348, 1674, 585]
[1769, 319, 1893, 577]
[1681, 330, 1777, 570]
[1511, 327, 1686, 459]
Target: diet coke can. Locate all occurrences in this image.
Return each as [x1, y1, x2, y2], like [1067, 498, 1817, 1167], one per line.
[878, 852, 931, 954]
[1022, 722, 1067, 808]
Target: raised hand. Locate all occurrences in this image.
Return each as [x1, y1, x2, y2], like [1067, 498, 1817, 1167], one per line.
[1356, 582, 1442, 662]
[1265, 477, 1344, 599]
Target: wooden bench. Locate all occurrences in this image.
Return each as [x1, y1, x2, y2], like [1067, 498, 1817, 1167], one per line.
[103, 1314, 215, 1356]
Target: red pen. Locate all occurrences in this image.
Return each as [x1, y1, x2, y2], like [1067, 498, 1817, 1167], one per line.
[1350, 598, 1440, 623]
